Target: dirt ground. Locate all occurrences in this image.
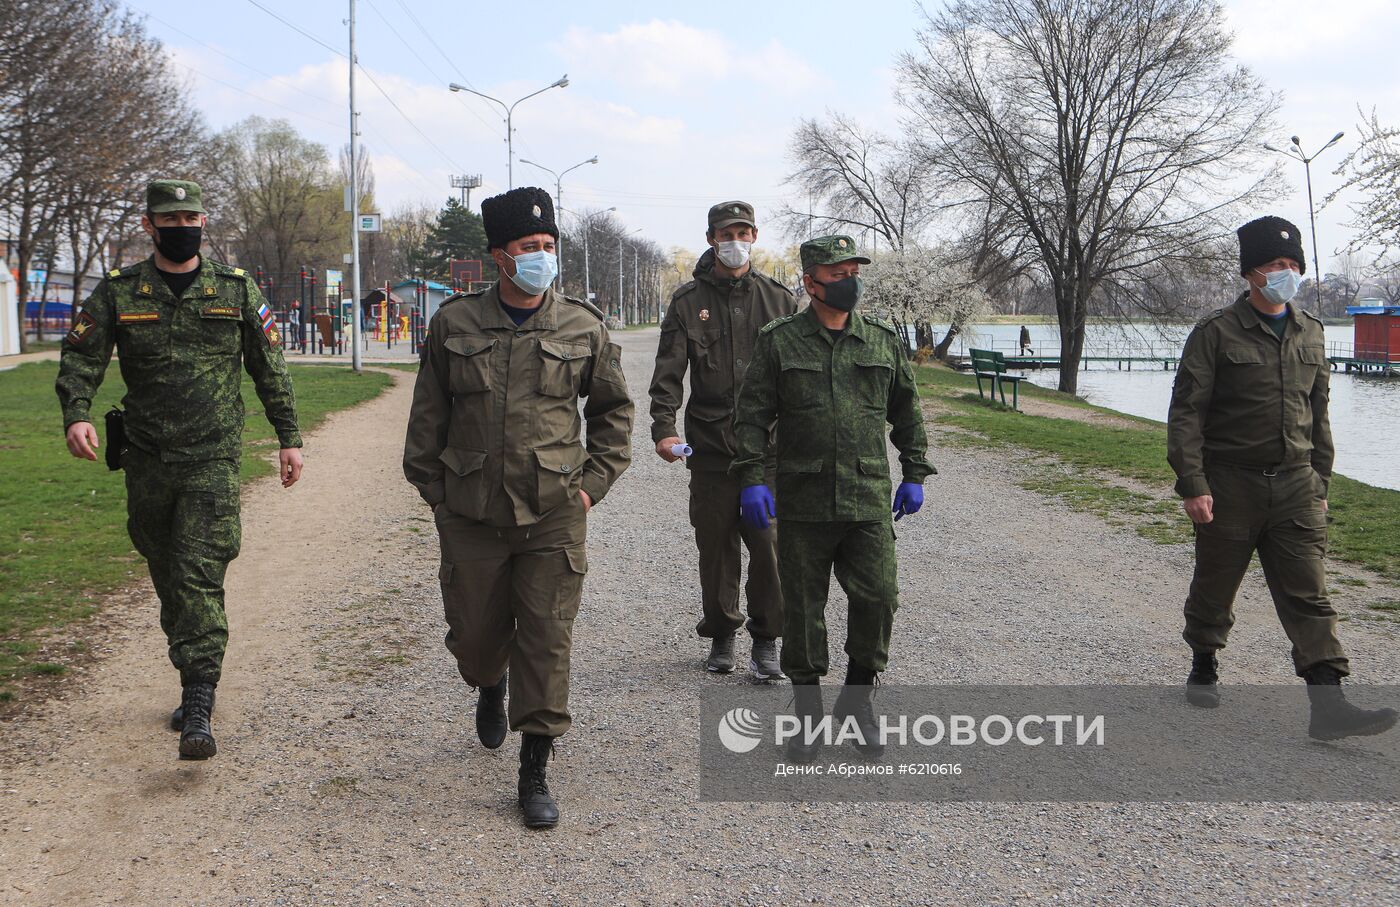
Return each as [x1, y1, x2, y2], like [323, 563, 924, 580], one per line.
[2, 330, 1397, 906]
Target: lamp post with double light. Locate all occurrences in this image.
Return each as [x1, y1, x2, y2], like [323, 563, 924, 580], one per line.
[1264, 132, 1345, 317]
[520, 156, 598, 285]
[448, 75, 569, 189]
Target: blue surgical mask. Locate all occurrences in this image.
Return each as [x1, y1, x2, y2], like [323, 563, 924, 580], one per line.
[1255, 268, 1302, 306]
[508, 250, 558, 295]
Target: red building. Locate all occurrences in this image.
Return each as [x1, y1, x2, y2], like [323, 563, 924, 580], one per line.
[1346, 303, 1400, 365]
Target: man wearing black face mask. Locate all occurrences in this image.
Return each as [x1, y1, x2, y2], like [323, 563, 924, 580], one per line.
[56, 179, 303, 761]
[731, 235, 934, 762]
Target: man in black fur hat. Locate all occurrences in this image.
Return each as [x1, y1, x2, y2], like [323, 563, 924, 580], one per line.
[404, 187, 634, 827]
[1167, 215, 1395, 740]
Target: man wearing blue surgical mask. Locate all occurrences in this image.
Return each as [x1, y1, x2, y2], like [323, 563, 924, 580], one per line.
[404, 187, 635, 827]
[1168, 215, 1396, 740]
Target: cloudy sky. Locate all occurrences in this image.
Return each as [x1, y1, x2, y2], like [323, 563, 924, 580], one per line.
[130, 0, 1400, 265]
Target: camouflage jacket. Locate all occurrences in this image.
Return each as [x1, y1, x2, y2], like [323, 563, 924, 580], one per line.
[55, 256, 301, 461]
[730, 306, 934, 521]
[402, 283, 634, 527]
[648, 249, 795, 471]
[1168, 293, 1334, 498]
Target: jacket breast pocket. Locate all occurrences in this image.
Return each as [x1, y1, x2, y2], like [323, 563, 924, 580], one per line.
[197, 307, 242, 356]
[779, 359, 826, 409]
[538, 339, 590, 398]
[115, 304, 165, 360]
[1297, 346, 1326, 386]
[852, 357, 893, 409]
[1223, 345, 1264, 370]
[443, 335, 494, 395]
[689, 331, 723, 372]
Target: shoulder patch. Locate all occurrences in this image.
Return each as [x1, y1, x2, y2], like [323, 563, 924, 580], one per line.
[866, 316, 898, 335]
[109, 263, 141, 280]
[758, 314, 798, 335]
[670, 280, 699, 301]
[1194, 308, 1229, 330]
[108, 269, 121, 278]
[1299, 307, 1324, 325]
[562, 294, 606, 321]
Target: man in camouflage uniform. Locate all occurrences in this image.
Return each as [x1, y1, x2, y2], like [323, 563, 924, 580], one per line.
[56, 179, 303, 760]
[732, 235, 933, 761]
[403, 187, 633, 828]
[1168, 215, 1395, 740]
[648, 200, 795, 679]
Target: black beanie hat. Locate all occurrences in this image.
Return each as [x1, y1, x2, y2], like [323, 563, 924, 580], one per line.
[1237, 216, 1306, 276]
[481, 187, 558, 250]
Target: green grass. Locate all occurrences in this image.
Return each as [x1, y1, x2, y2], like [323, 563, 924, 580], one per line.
[915, 363, 1400, 579]
[0, 361, 392, 693]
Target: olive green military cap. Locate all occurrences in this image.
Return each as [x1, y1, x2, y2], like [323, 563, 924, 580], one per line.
[708, 200, 755, 231]
[146, 179, 205, 215]
[800, 234, 871, 270]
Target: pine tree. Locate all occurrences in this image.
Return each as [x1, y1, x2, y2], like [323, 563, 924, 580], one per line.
[425, 198, 494, 282]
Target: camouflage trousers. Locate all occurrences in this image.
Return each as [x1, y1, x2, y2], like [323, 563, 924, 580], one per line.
[434, 494, 588, 738]
[1183, 463, 1348, 677]
[124, 445, 241, 686]
[778, 519, 899, 684]
[688, 469, 783, 641]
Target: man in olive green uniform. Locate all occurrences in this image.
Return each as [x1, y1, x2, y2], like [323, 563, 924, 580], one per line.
[1168, 215, 1395, 740]
[732, 235, 933, 760]
[649, 200, 795, 679]
[403, 187, 633, 828]
[56, 179, 303, 760]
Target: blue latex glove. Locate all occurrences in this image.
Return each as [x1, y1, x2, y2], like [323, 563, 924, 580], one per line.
[892, 482, 924, 521]
[740, 484, 777, 530]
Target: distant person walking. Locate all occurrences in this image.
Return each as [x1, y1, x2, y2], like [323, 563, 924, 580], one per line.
[1018, 324, 1032, 356]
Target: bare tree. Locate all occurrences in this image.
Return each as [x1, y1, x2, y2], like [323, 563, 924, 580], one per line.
[1326, 107, 1400, 257]
[778, 113, 941, 250]
[865, 247, 992, 356]
[898, 0, 1280, 392]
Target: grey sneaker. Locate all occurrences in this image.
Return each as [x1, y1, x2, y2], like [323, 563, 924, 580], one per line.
[706, 634, 736, 673]
[750, 637, 785, 681]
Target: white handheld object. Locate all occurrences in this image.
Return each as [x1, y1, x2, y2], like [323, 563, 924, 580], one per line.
[670, 443, 694, 458]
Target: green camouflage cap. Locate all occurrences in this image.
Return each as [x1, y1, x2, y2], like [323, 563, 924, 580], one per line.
[146, 179, 205, 215]
[708, 200, 755, 231]
[800, 234, 871, 270]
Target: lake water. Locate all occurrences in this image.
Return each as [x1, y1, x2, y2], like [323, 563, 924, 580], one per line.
[938, 322, 1399, 491]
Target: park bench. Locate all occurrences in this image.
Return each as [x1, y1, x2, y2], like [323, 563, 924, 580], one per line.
[969, 348, 1025, 410]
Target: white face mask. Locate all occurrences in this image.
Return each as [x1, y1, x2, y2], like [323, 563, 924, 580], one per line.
[1254, 267, 1302, 306]
[715, 240, 751, 269]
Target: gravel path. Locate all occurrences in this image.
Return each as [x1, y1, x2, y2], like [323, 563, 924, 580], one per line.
[2, 329, 1397, 906]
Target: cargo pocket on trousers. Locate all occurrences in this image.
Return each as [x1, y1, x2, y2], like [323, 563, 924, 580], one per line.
[555, 547, 588, 620]
[1278, 511, 1329, 560]
[186, 493, 242, 560]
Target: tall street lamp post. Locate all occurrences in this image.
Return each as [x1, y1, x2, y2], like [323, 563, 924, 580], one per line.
[564, 207, 615, 305]
[619, 227, 641, 324]
[1265, 131, 1345, 317]
[448, 75, 569, 188]
[519, 155, 598, 285]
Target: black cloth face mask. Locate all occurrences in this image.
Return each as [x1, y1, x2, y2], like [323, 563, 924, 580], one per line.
[154, 225, 203, 264]
[815, 275, 863, 312]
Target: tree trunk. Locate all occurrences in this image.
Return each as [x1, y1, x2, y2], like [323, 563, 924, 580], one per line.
[934, 324, 959, 360]
[1054, 278, 1089, 394]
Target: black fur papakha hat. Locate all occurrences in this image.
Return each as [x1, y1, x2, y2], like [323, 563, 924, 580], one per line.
[481, 187, 558, 250]
[1238, 216, 1306, 276]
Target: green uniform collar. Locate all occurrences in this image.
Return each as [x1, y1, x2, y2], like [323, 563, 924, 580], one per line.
[1231, 292, 1299, 339]
[135, 255, 219, 303]
[486, 281, 560, 331]
[796, 304, 872, 344]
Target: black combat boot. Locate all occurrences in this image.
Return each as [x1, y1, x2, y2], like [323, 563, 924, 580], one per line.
[707, 634, 736, 674]
[831, 665, 884, 759]
[787, 681, 824, 764]
[1303, 665, 1398, 741]
[476, 673, 508, 750]
[1185, 652, 1220, 709]
[170, 687, 215, 731]
[178, 681, 217, 760]
[518, 733, 559, 829]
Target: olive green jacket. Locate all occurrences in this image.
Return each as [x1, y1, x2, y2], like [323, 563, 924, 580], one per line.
[55, 256, 301, 461]
[648, 249, 796, 471]
[731, 307, 934, 522]
[1167, 293, 1334, 498]
[403, 284, 634, 527]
